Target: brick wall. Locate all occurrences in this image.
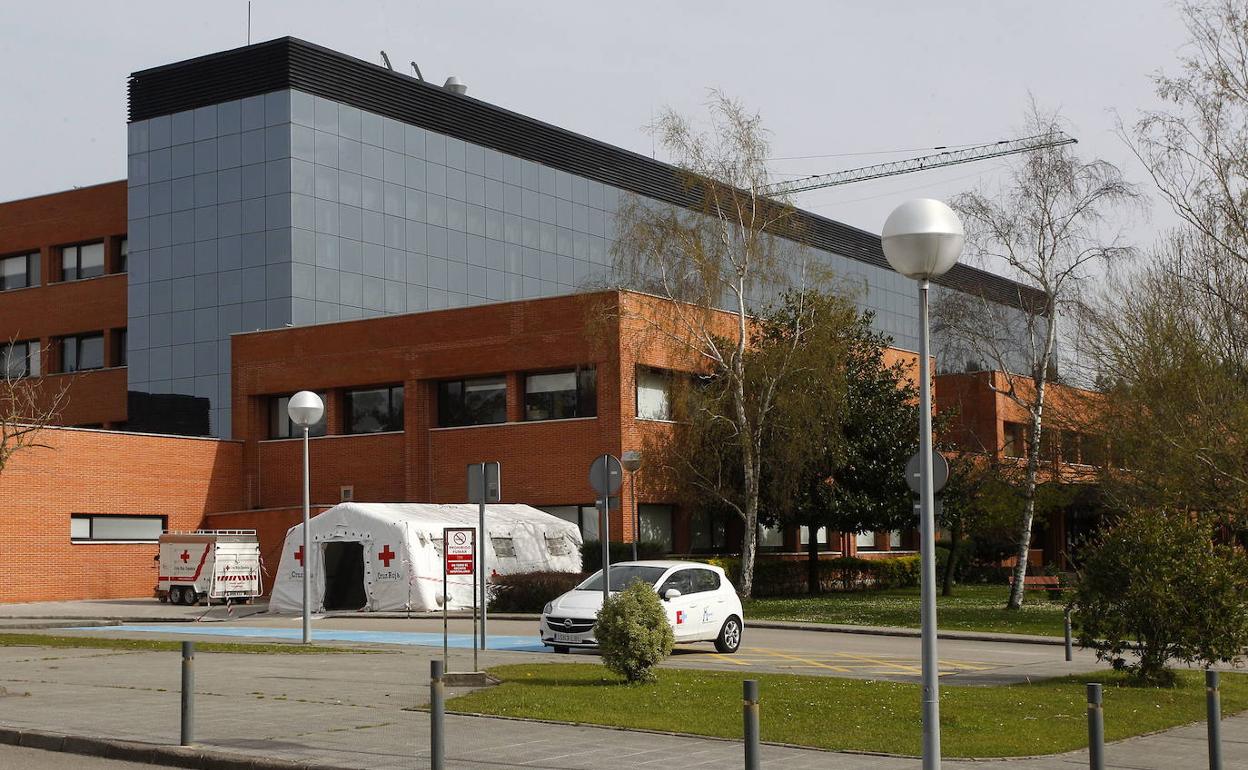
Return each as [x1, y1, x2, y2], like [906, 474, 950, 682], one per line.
[0, 426, 242, 602]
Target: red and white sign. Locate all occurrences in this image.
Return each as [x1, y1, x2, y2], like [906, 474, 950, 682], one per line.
[444, 528, 475, 575]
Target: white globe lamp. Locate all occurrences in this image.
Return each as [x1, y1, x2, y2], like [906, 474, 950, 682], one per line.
[287, 390, 324, 429]
[881, 198, 964, 280]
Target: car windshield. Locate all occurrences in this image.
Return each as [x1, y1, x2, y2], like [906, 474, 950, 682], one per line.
[576, 565, 667, 592]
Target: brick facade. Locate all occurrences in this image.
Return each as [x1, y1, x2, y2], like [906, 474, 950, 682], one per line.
[0, 181, 129, 428]
[0, 427, 242, 602]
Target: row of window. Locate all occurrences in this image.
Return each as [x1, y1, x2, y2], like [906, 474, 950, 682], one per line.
[1002, 422, 1115, 466]
[0, 239, 127, 293]
[266, 367, 599, 438]
[70, 513, 166, 543]
[1, 332, 126, 378]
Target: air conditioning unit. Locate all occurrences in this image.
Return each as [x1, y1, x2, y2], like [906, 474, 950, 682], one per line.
[340, 485, 354, 502]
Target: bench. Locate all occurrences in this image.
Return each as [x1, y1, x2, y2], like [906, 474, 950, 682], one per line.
[1009, 574, 1063, 593]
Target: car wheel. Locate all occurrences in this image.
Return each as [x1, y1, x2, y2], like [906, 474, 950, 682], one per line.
[553, 645, 570, 654]
[181, 589, 198, 606]
[714, 616, 742, 654]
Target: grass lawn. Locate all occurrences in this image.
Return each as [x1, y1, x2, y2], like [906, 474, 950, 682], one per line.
[0, 632, 370, 655]
[448, 663, 1247, 757]
[745, 584, 1067, 637]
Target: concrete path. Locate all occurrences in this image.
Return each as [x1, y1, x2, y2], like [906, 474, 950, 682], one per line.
[0, 639, 1242, 770]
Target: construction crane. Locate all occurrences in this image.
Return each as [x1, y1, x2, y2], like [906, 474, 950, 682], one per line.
[761, 131, 1077, 197]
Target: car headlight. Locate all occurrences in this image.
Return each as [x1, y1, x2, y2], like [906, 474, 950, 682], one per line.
[543, 602, 553, 615]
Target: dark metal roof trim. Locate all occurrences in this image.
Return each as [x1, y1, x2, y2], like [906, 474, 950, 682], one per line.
[128, 37, 1044, 311]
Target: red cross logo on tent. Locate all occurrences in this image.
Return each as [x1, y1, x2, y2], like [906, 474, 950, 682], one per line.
[294, 546, 304, 566]
[180, 550, 190, 563]
[378, 545, 396, 567]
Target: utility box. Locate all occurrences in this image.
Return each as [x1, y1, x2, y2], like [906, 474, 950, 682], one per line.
[157, 530, 262, 606]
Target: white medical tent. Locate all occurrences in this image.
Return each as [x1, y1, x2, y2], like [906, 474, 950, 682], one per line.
[270, 502, 583, 613]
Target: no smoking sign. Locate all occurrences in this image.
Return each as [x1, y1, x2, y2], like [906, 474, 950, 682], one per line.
[444, 528, 475, 575]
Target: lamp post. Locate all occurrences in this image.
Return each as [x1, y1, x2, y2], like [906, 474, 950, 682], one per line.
[881, 199, 964, 770]
[621, 451, 642, 561]
[287, 390, 324, 645]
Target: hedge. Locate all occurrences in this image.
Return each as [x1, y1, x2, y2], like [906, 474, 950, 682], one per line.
[488, 571, 586, 613]
[691, 554, 922, 597]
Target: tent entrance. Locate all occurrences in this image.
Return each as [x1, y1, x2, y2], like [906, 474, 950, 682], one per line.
[322, 541, 367, 611]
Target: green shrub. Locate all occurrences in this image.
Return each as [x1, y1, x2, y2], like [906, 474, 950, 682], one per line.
[873, 555, 921, 588]
[1072, 509, 1248, 685]
[488, 571, 586, 613]
[580, 541, 669, 572]
[595, 579, 674, 683]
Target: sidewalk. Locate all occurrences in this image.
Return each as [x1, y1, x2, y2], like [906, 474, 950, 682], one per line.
[0, 641, 1241, 769]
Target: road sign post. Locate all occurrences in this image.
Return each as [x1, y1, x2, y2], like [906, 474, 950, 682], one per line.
[467, 462, 500, 650]
[443, 527, 477, 672]
[589, 454, 623, 606]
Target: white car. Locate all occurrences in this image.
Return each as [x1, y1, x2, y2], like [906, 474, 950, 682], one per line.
[540, 560, 744, 654]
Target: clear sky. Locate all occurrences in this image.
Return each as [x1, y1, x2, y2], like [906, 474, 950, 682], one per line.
[1, 0, 1187, 240]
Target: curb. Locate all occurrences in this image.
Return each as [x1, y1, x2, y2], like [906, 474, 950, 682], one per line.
[0, 726, 362, 770]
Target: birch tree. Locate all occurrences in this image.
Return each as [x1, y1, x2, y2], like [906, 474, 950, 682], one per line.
[612, 92, 823, 598]
[934, 106, 1139, 610]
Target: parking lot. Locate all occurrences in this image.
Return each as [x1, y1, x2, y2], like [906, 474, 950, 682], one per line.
[34, 611, 1097, 685]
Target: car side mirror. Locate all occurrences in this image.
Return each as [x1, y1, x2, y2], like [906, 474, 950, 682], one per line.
[664, 588, 682, 601]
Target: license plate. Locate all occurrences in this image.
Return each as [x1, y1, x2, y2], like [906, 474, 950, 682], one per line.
[554, 632, 580, 643]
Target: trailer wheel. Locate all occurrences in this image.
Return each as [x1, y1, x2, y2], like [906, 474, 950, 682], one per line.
[168, 587, 183, 605]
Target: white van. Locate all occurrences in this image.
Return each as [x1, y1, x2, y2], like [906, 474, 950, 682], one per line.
[157, 530, 262, 606]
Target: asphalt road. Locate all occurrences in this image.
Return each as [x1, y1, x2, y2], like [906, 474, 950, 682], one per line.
[36, 613, 1100, 684]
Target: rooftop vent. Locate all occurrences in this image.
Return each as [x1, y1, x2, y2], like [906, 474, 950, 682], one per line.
[443, 76, 467, 96]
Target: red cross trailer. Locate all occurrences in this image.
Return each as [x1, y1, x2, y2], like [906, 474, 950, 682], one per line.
[156, 530, 262, 606]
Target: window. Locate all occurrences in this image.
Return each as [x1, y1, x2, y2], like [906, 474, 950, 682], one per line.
[800, 526, 828, 546]
[116, 329, 127, 367]
[758, 523, 784, 549]
[636, 367, 673, 421]
[890, 530, 903, 548]
[269, 393, 328, 438]
[639, 504, 673, 552]
[118, 237, 128, 273]
[1003, 422, 1027, 458]
[71, 514, 165, 543]
[545, 533, 572, 557]
[856, 531, 878, 549]
[344, 385, 404, 433]
[1, 252, 38, 290]
[3, 340, 40, 378]
[657, 570, 695, 596]
[61, 242, 105, 281]
[437, 376, 505, 427]
[689, 568, 721, 593]
[1082, 436, 1108, 467]
[60, 333, 104, 372]
[540, 505, 600, 541]
[524, 367, 596, 421]
[690, 510, 728, 552]
[490, 536, 517, 558]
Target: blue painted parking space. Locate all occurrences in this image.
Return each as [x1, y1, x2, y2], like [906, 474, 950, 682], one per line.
[68, 624, 551, 652]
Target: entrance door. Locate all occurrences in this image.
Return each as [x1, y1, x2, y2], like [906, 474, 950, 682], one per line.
[322, 541, 367, 611]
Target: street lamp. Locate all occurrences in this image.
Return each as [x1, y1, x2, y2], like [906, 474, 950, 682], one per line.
[621, 450, 642, 561]
[287, 390, 324, 645]
[881, 199, 963, 770]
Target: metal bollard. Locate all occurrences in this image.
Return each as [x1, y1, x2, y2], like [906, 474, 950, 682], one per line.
[1064, 609, 1073, 662]
[180, 642, 194, 746]
[1207, 670, 1222, 770]
[431, 659, 445, 770]
[1087, 683, 1104, 770]
[743, 679, 760, 770]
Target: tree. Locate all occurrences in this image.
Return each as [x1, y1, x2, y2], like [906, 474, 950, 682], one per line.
[760, 309, 919, 593]
[613, 92, 826, 598]
[0, 343, 67, 475]
[937, 449, 1016, 596]
[934, 105, 1140, 609]
[1071, 508, 1248, 686]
